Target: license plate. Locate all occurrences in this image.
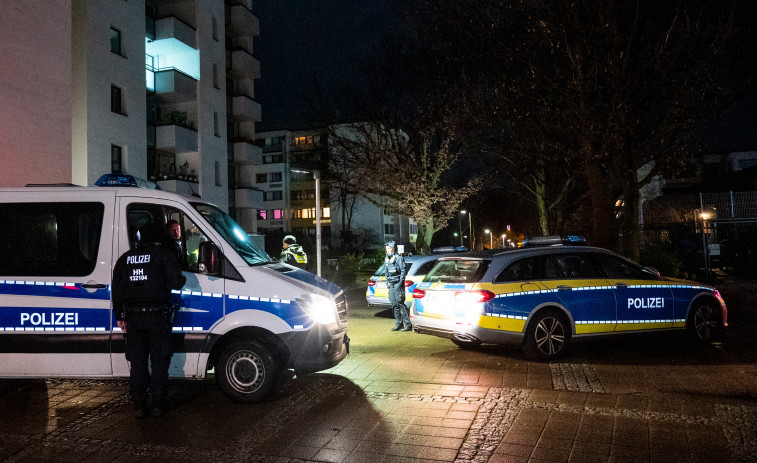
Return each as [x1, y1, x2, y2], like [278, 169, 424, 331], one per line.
[376, 282, 387, 289]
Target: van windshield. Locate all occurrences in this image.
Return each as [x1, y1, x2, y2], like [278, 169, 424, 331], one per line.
[192, 203, 271, 265]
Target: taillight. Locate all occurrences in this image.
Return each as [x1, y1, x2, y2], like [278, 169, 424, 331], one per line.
[367, 280, 376, 287]
[454, 290, 495, 303]
[412, 288, 426, 299]
[404, 280, 414, 287]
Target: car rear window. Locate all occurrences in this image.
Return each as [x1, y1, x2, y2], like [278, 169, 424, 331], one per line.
[373, 262, 411, 276]
[424, 259, 490, 283]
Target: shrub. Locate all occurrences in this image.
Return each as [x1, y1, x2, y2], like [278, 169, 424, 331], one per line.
[639, 243, 683, 277]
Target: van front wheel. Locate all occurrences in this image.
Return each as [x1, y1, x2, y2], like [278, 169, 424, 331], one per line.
[216, 340, 278, 403]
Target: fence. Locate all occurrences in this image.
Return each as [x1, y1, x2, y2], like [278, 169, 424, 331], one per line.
[641, 191, 757, 275]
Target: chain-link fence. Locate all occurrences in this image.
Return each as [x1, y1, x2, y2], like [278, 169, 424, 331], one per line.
[642, 191, 757, 276]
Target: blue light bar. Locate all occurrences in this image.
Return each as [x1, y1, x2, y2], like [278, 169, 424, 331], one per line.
[94, 173, 139, 187]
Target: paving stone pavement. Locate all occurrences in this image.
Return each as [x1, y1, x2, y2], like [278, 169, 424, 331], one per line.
[1, 279, 757, 462]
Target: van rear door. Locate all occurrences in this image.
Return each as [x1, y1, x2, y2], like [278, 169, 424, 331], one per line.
[0, 190, 116, 376]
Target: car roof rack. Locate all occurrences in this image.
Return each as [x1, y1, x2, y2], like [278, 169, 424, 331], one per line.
[522, 235, 587, 247]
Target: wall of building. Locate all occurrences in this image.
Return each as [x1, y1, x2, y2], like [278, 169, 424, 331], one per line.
[0, 0, 73, 186]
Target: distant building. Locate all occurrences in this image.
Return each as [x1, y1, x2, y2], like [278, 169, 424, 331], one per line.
[0, 0, 263, 231]
[256, 127, 417, 255]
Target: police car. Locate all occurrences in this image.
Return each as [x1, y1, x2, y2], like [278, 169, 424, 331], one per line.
[0, 179, 348, 403]
[365, 253, 461, 308]
[411, 236, 727, 360]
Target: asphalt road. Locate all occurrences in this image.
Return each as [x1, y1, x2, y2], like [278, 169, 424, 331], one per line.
[1, 276, 756, 462]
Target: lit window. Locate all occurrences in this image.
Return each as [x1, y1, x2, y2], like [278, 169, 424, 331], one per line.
[257, 210, 267, 220]
[273, 209, 284, 219]
[323, 207, 330, 218]
[295, 136, 313, 145]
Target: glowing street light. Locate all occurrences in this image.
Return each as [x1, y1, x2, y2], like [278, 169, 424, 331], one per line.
[460, 210, 472, 249]
[485, 229, 492, 250]
[501, 234, 506, 248]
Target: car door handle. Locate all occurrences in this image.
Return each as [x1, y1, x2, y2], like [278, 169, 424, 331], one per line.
[615, 282, 629, 288]
[556, 285, 572, 291]
[82, 283, 107, 289]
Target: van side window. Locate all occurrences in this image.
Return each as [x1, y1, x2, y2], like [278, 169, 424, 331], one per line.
[127, 203, 211, 274]
[0, 202, 104, 276]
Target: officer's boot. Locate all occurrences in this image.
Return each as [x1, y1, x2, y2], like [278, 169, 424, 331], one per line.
[132, 400, 149, 419]
[151, 396, 168, 417]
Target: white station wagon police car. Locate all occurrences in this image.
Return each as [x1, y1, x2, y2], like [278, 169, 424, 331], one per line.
[411, 236, 727, 360]
[0, 181, 348, 402]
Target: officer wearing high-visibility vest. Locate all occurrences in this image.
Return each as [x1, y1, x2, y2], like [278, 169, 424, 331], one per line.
[385, 240, 411, 331]
[280, 235, 308, 269]
[112, 223, 186, 418]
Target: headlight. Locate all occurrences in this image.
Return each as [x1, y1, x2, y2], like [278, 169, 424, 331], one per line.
[297, 294, 338, 325]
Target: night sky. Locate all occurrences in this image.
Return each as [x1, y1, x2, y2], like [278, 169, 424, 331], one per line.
[254, 0, 396, 131]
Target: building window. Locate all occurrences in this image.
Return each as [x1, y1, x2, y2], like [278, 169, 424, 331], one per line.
[111, 145, 122, 173]
[257, 210, 267, 220]
[110, 28, 122, 55]
[291, 190, 303, 200]
[213, 112, 219, 136]
[323, 207, 330, 218]
[384, 223, 395, 235]
[263, 154, 284, 164]
[256, 173, 267, 183]
[273, 209, 284, 219]
[213, 64, 219, 89]
[410, 223, 418, 234]
[111, 85, 123, 114]
[270, 172, 282, 182]
[264, 191, 282, 201]
[212, 16, 218, 41]
[295, 135, 314, 146]
[215, 161, 222, 186]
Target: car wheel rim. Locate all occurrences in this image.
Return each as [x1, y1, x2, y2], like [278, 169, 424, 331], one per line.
[694, 305, 717, 340]
[534, 316, 565, 356]
[226, 350, 264, 393]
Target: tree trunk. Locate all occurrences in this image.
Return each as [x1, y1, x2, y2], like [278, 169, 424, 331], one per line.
[416, 218, 435, 255]
[583, 161, 616, 250]
[533, 171, 550, 236]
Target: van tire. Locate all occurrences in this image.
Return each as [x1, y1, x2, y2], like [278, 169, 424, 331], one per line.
[216, 340, 278, 403]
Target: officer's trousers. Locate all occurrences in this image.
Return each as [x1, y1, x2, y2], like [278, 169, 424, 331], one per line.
[388, 283, 411, 329]
[125, 311, 173, 404]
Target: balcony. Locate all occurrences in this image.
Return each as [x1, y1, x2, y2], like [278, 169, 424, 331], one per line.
[231, 140, 262, 166]
[154, 16, 196, 48]
[155, 178, 200, 197]
[230, 94, 262, 122]
[156, 123, 198, 153]
[154, 69, 197, 103]
[235, 187, 264, 209]
[227, 3, 259, 37]
[228, 49, 260, 80]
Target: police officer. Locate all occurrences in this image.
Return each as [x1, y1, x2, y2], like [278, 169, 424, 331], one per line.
[112, 223, 186, 418]
[280, 235, 308, 269]
[385, 241, 411, 331]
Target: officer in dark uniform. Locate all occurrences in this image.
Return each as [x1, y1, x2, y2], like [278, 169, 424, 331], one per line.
[384, 240, 411, 331]
[112, 223, 186, 418]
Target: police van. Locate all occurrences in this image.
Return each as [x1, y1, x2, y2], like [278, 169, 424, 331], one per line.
[0, 182, 349, 402]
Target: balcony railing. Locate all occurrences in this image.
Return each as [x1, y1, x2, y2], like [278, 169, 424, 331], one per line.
[226, 3, 259, 37]
[235, 187, 264, 209]
[229, 94, 262, 122]
[156, 122, 198, 153]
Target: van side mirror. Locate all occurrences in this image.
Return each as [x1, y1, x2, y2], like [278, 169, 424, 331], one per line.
[198, 241, 220, 276]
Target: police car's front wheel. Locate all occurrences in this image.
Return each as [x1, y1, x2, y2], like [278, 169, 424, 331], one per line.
[216, 340, 279, 403]
[523, 309, 571, 361]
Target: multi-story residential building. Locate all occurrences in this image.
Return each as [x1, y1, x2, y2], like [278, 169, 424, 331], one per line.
[257, 127, 416, 255]
[0, 0, 263, 232]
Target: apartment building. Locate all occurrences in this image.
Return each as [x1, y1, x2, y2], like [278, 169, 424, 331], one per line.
[257, 128, 417, 255]
[0, 0, 263, 232]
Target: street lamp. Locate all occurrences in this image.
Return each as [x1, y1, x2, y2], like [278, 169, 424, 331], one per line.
[291, 168, 322, 277]
[485, 229, 492, 250]
[501, 234, 506, 248]
[460, 210, 472, 249]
